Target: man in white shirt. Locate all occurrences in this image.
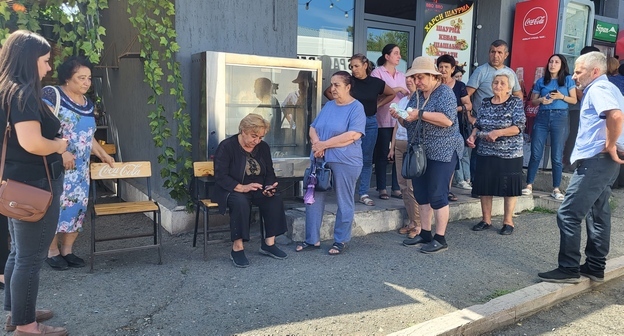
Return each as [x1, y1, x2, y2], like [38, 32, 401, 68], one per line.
[538, 52, 624, 284]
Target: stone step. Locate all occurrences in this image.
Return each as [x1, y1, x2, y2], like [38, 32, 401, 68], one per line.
[286, 188, 560, 242]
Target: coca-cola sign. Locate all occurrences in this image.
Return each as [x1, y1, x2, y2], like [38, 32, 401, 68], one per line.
[522, 7, 548, 36]
[96, 163, 144, 178]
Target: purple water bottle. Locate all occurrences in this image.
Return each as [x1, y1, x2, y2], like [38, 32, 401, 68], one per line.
[304, 173, 317, 205]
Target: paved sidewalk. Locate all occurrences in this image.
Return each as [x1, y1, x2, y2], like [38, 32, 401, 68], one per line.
[486, 276, 624, 335]
[1, 190, 622, 335]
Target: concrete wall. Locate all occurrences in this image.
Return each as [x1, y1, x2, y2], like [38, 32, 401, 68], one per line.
[176, 0, 298, 161]
[97, 0, 298, 232]
[97, 0, 179, 208]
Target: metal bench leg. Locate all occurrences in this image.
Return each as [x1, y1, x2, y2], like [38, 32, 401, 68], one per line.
[193, 203, 201, 247]
[203, 206, 208, 261]
[157, 210, 162, 265]
[90, 212, 96, 273]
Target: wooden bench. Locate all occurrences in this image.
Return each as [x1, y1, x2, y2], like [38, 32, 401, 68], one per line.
[191, 161, 222, 260]
[89, 161, 162, 271]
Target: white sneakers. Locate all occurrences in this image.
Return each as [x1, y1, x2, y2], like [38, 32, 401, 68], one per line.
[522, 186, 533, 195]
[456, 181, 472, 190]
[552, 189, 565, 201]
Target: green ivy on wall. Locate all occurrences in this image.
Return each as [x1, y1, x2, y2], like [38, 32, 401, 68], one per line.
[0, 1, 42, 43]
[0, 0, 192, 208]
[127, 0, 192, 207]
[0, 0, 107, 66]
[48, 0, 108, 67]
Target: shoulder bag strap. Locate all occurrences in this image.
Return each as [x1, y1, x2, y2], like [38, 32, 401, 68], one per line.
[417, 109, 425, 144]
[0, 112, 11, 181]
[44, 85, 61, 117]
[0, 100, 53, 193]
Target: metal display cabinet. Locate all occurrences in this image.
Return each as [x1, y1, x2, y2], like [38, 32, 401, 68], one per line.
[191, 51, 322, 177]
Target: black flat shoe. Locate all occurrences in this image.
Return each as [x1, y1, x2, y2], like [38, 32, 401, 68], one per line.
[420, 240, 448, 254]
[62, 253, 85, 268]
[472, 221, 491, 231]
[403, 235, 429, 246]
[259, 243, 287, 260]
[45, 255, 69, 271]
[499, 224, 514, 235]
[230, 250, 249, 268]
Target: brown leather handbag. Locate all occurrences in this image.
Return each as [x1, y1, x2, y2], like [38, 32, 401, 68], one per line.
[0, 98, 56, 222]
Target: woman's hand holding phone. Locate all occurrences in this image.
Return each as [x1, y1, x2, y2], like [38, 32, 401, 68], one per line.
[262, 182, 278, 197]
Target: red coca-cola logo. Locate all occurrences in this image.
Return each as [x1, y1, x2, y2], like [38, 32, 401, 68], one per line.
[522, 7, 548, 36]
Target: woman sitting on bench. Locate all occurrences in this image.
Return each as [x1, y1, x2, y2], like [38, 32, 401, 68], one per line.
[213, 113, 288, 268]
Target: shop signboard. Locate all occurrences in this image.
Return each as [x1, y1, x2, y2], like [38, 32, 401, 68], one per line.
[594, 20, 618, 43]
[510, 0, 560, 96]
[421, 0, 474, 79]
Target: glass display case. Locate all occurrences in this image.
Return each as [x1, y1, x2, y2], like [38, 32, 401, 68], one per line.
[191, 51, 322, 177]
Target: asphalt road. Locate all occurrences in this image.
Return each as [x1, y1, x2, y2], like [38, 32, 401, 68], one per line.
[1, 189, 623, 335]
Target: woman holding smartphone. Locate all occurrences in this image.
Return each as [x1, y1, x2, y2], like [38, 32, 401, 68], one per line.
[213, 113, 288, 268]
[523, 54, 577, 200]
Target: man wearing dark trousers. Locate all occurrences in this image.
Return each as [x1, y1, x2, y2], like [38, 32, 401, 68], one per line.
[539, 52, 624, 283]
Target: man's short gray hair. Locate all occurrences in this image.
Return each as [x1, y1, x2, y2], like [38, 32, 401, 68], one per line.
[576, 51, 607, 74]
[493, 68, 516, 88]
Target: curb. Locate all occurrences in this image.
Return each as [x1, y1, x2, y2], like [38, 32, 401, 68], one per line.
[388, 255, 624, 336]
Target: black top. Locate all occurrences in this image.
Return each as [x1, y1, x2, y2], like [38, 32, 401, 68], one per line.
[451, 80, 471, 139]
[0, 94, 61, 182]
[213, 134, 277, 214]
[351, 76, 385, 117]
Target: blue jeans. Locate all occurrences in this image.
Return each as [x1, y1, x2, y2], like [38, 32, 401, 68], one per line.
[305, 163, 361, 244]
[557, 154, 619, 272]
[526, 109, 569, 187]
[357, 116, 378, 197]
[4, 175, 63, 326]
[454, 146, 471, 184]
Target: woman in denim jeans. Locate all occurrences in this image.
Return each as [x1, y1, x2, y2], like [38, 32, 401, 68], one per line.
[324, 54, 395, 206]
[523, 54, 577, 200]
[0, 31, 69, 336]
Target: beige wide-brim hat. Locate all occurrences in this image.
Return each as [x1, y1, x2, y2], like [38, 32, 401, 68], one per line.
[405, 56, 441, 77]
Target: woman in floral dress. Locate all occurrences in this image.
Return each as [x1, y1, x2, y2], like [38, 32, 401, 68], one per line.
[42, 56, 114, 270]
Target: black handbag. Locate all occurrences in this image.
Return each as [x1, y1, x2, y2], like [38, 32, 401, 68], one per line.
[402, 109, 427, 179]
[459, 105, 473, 140]
[304, 159, 333, 191]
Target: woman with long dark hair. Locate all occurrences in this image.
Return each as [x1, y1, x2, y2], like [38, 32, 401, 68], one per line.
[371, 44, 408, 200]
[523, 54, 577, 200]
[0, 30, 69, 336]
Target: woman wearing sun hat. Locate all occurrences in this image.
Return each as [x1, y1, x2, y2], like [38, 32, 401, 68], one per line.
[389, 56, 463, 254]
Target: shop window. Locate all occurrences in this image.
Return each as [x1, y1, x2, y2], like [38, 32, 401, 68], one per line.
[591, 0, 604, 16]
[297, 0, 355, 79]
[365, 0, 416, 20]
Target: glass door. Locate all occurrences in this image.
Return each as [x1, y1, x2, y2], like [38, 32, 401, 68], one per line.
[560, 2, 591, 66]
[363, 21, 414, 73]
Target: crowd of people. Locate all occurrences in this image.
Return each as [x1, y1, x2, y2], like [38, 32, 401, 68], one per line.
[214, 39, 624, 266]
[1, 26, 622, 334]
